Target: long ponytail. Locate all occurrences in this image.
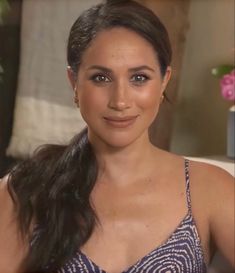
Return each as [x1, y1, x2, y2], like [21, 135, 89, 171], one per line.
[8, 127, 98, 271]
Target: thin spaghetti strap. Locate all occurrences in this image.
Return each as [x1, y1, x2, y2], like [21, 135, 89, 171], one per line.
[184, 158, 192, 213]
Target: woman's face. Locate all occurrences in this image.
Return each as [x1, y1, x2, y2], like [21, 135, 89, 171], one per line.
[68, 27, 171, 149]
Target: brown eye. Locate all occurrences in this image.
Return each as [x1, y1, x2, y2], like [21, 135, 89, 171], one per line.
[130, 74, 149, 83]
[91, 74, 111, 83]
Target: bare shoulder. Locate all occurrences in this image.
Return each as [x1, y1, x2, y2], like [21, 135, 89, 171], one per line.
[0, 175, 15, 223]
[0, 175, 28, 273]
[187, 159, 234, 217]
[158, 151, 233, 195]
[188, 160, 234, 267]
[188, 159, 234, 201]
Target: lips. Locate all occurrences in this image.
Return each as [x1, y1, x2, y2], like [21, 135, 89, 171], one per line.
[103, 115, 138, 128]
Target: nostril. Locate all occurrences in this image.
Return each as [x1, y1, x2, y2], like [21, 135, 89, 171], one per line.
[108, 98, 132, 110]
[107, 83, 133, 110]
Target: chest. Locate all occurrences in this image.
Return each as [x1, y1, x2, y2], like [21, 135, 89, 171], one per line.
[78, 181, 198, 272]
[68, 171, 210, 273]
[63, 212, 206, 273]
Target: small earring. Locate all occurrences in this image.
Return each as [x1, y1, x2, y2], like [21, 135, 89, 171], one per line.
[160, 94, 165, 103]
[74, 95, 79, 106]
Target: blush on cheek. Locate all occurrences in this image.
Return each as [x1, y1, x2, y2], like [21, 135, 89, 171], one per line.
[79, 88, 107, 108]
[136, 90, 160, 109]
[78, 90, 108, 123]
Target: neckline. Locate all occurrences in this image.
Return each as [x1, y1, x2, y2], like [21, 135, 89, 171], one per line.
[78, 211, 193, 273]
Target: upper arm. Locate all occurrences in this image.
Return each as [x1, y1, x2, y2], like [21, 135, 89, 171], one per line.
[0, 176, 28, 273]
[207, 166, 235, 267]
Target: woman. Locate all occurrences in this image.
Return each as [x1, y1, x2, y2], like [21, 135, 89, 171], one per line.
[0, 1, 234, 272]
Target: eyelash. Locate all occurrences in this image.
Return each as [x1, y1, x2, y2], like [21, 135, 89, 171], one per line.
[90, 74, 111, 83]
[90, 73, 150, 84]
[130, 74, 150, 84]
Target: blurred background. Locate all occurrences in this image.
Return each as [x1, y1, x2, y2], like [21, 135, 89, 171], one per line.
[0, 0, 234, 271]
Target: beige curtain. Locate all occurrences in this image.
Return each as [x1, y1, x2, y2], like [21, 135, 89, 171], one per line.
[139, 0, 191, 150]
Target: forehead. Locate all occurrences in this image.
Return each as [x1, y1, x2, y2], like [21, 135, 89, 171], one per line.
[80, 27, 159, 69]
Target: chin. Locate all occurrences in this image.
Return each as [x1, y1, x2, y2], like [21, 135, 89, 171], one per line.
[89, 128, 147, 150]
[104, 138, 136, 149]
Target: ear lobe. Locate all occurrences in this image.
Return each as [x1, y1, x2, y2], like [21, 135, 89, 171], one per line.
[67, 66, 77, 90]
[161, 66, 172, 93]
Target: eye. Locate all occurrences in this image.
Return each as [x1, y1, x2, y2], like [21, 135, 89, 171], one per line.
[90, 74, 111, 83]
[130, 74, 150, 84]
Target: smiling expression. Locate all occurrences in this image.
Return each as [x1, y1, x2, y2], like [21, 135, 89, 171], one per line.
[69, 27, 171, 149]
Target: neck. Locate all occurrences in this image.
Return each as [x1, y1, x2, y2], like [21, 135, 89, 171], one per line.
[89, 132, 160, 186]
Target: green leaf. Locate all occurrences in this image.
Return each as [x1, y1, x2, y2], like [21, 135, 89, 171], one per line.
[211, 65, 234, 78]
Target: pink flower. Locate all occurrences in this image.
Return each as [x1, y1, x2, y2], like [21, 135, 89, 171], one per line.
[220, 69, 235, 101]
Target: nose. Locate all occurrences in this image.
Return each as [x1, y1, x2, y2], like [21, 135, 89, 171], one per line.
[108, 81, 132, 111]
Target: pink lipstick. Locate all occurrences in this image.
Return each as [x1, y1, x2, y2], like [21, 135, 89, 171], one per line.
[103, 115, 138, 128]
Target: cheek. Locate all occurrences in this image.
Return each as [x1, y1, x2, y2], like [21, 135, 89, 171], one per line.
[135, 85, 161, 111]
[77, 86, 107, 116]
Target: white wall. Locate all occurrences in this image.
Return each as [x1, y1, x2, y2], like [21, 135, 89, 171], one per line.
[170, 0, 234, 156]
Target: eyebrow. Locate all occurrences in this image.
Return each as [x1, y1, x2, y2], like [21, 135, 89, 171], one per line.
[86, 65, 155, 73]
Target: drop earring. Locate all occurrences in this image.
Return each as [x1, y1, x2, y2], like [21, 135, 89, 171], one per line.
[74, 96, 79, 104]
[74, 86, 79, 106]
[74, 93, 79, 106]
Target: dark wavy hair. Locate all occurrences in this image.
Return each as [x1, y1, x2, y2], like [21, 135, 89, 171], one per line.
[8, 0, 172, 272]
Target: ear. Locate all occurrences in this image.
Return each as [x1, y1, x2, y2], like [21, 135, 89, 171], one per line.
[67, 66, 77, 91]
[160, 66, 172, 95]
[67, 66, 79, 107]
